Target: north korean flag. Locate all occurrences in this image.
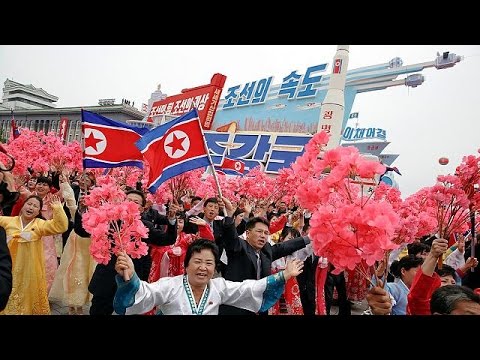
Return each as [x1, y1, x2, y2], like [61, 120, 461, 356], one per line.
[135, 109, 211, 193]
[218, 157, 245, 175]
[81, 110, 150, 169]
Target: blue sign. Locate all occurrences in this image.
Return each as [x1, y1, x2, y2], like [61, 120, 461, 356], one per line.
[204, 130, 397, 174]
[212, 58, 433, 135]
[342, 126, 386, 141]
[213, 63, 356, 135]
[205, 131, 312, 174]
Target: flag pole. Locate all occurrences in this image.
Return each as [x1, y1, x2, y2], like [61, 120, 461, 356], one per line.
[196, 111, 227, 216]
[198, 119, 223, 197]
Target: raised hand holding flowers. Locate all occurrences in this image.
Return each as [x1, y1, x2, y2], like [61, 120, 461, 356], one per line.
[294, 131, 401, 284]
[82, 179, 149, 278]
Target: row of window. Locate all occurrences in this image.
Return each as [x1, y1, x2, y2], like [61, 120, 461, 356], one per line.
[0, 118, 82, 143]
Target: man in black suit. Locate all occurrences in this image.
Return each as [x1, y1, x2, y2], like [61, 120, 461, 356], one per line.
[462, 233, 480, 290]
[183, 197, 237, 274]
[0, 227, 12, 311]
[88, 190, 178, 315]
[296, 254, 319, 315]
[219, 211, 311, 315]
[324, 266, 351, 315]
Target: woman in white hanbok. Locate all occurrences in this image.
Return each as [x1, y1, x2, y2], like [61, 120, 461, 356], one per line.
[114, 239, 304, 315]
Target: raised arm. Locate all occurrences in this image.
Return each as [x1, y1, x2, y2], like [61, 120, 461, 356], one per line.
[189, 216, 214, 241]
[220, 216, 243, 253]
[185, 197, 206, 217]
[59, 174, 77, 221]
[38, 195, 69, 236]
[143, 219, 177, 246]
[113, 251, 174, 315]
[271, 235, 310, 261]
[407, 238, 446, 315]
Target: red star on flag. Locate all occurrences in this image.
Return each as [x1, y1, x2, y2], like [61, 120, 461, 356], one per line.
[219, 157, 245, 174]
[166, 133, 186, 156]
[135, 109, 211, 193]
[85, 132, 103, 151]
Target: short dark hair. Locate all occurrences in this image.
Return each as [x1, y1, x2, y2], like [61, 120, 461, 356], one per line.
[390, 255, 423, 278]
[435, 264, 456, 279]
[431, 285, 480, 314]
[125, 189, 146, 207]
[176, 211, 186, 220]
[279, 227, 301, 242]
[407, 242, 430, 257]
[245, 216, 270, 231]
[203, 197, 218, 207]
[266, 211, 278, 221]
[184, 239, 219, 269]
[36, 176, 52, 187]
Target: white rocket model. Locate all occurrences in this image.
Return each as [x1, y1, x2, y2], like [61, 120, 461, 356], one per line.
[317, 45, 349, 150]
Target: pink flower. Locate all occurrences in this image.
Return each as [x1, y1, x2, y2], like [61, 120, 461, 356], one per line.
[83, 182, 149, 264]
[293, 131, 401, 277]
[6, 128, 83, 175]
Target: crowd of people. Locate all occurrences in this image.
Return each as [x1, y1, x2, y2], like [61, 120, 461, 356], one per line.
[0, 166, 479, 316]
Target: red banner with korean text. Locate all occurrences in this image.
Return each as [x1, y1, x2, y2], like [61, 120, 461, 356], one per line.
[146, 73, 227, 130]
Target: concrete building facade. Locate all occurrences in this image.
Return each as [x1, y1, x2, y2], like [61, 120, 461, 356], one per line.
[0, 105, 145, 143]
[1, 79, 59, 110]
[0, 78, 146, 143]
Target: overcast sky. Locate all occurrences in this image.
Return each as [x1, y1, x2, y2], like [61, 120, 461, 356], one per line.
[0, 45, 479, 198]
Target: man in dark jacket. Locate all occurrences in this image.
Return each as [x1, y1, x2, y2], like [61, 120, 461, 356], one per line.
[0, 227, 12, 311]
[183, 197, 234, 274]
[219, 210, 310, 315]
[296, 254, 319, 315]
[462, 234, 480, 290]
